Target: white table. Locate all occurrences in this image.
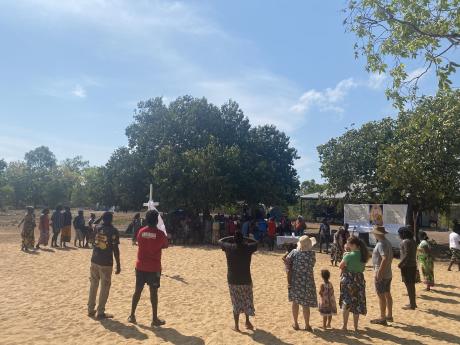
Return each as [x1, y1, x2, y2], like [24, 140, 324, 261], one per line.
[276, 236, 300, 246]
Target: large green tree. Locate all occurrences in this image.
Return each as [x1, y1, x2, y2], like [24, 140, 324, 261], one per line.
[317, 117, 396, 201]
[345, 0, 460, 107]
[123, 96, 299, 212]
[378, 91, 460, 235]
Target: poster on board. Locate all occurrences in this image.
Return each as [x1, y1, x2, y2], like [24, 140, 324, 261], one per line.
[344, 204, 407, 234]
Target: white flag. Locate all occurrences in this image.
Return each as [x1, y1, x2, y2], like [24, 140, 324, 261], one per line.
[148, 200, 167, 235]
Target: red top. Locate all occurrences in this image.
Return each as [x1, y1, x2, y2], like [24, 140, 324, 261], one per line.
[228, 220, 237, 235]
[136, 226, 168, 272]
[267, 220, 277, 237]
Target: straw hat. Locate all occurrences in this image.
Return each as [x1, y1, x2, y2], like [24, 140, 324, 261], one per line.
[297, 235, 317, 251]
[371, 225, 388, 236]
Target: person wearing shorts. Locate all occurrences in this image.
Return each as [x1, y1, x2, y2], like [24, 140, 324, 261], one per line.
[128, 210, 168, 327]
[370, 226, 393, 325]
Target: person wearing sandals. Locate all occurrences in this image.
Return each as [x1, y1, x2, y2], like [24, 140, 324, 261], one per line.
[339, 236, 369, 332]
[417, 231, 435, 291]
[219, 231, 258, 332]
[398, 227, 417, 310]
[284, 235, 317, 332]
[370, 226, 394, 326]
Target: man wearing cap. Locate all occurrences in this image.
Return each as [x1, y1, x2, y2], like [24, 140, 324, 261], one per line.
[370, 225, 393, 325]
[87, 212, 121, 319]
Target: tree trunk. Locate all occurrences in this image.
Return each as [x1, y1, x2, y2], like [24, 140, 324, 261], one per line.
[412, 210, 419, 243]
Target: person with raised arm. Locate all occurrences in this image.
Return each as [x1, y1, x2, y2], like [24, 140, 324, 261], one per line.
[219, 232, 258, 332]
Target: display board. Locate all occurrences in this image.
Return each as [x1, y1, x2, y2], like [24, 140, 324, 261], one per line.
[344, 204, 407, 234]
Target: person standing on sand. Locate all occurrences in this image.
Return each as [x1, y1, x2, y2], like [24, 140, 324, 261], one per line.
[267, 217, 277, 251]
[448, 220, 460, 271]
[318, 218, 331, 254]
[339, 236, 369, 332]
[87, 213, 96, 247]
[370, 226, 394, 326]
[87, 212, 121, 319]
[398, 227, 417, 310]
[18, 206, 36, 251]
[50, 205, 63, 248]
[73, 210, 86, 248]
[219, 231, 258, 332]
[60, 206, 72, 248]
[36, 208, 50, 249]
[128, 210, 168, 327]
[417, 231, 435, 291]
[284, 235, 318, 332]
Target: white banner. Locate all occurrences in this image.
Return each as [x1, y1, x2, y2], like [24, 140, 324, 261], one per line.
[344, 204, 407, 234]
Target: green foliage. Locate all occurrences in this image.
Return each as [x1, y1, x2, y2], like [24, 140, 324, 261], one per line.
[124, 96, 299, 212]
[318, 91, 460, 224]
[1, 96, 300, 211]
[345, 0, 460, 107]
[299, 179, 327, 195]
[377, 90, 460, 213]
[317, 117, 395, 201]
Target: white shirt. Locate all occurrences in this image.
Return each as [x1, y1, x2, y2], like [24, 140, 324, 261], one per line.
[449, 232, 460, 250]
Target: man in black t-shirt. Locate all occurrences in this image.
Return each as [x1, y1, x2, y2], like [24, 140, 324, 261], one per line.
[87, 212, 121, 319]
[219, 232, 257, 332]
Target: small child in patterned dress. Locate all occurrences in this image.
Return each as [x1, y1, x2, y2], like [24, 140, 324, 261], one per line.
[318, 269, 337, 329]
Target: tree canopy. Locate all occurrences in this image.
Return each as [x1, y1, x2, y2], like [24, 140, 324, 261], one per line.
[0, 96, 300, 212]
[345, 0, 460, 107]
[318, 90, 460, 232]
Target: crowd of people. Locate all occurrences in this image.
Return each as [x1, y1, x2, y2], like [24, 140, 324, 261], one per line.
[16, 206, 460, 333]
[18, 205, 99, 251]
[219, 223, 460, 332]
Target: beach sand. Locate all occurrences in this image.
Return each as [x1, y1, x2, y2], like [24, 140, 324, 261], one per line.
[0, 222, 459, 345]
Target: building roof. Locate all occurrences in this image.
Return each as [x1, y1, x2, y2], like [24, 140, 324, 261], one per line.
[300, 191, 347, 200]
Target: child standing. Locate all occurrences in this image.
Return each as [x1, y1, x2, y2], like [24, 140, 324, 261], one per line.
[318, 269, 337, 329]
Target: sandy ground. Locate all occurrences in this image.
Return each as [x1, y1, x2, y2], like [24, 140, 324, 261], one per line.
[1, 219, 460, 344]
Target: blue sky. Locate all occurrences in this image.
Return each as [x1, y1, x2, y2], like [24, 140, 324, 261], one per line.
[0, 0, 439, 181]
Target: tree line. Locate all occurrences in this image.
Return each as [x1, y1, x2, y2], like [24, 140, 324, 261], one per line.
[317, 90, 460, 234]
[0, 96, 300, 213]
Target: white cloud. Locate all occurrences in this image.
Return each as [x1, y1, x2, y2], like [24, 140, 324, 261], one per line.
[405, 67, 428, 82]
[290, 78, 358, 114]
[38, 78, 95, 99]
[71, 84, 86, 98]
[13, 0, 223, 37]
[367, 72, 387, 89]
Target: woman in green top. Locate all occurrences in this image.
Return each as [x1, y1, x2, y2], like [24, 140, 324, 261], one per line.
[339, 236, 369, 332]
[417, 231, 435, 291]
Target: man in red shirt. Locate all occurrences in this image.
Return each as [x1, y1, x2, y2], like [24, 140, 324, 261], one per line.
[128, 210, 168, 327]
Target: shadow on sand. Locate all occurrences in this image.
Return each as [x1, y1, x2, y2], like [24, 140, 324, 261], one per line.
[423, 308, 460, 322]
[419, 294, 460, 304]
[54, 246, 78, 251]
[162, 274, 188, 285]
[39, 248, 55, 253]
[249, 329, 294, 345]
[393, 323, 460, 344]
[313, 328, 368, 345]
[434, 283, 457, 289]
[363, 327, 425, 345]
[139, 325, 204, 345]
[22, 249, 40, 255]
[98, 319, 148, 341]
[430, 289, 460, 298]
